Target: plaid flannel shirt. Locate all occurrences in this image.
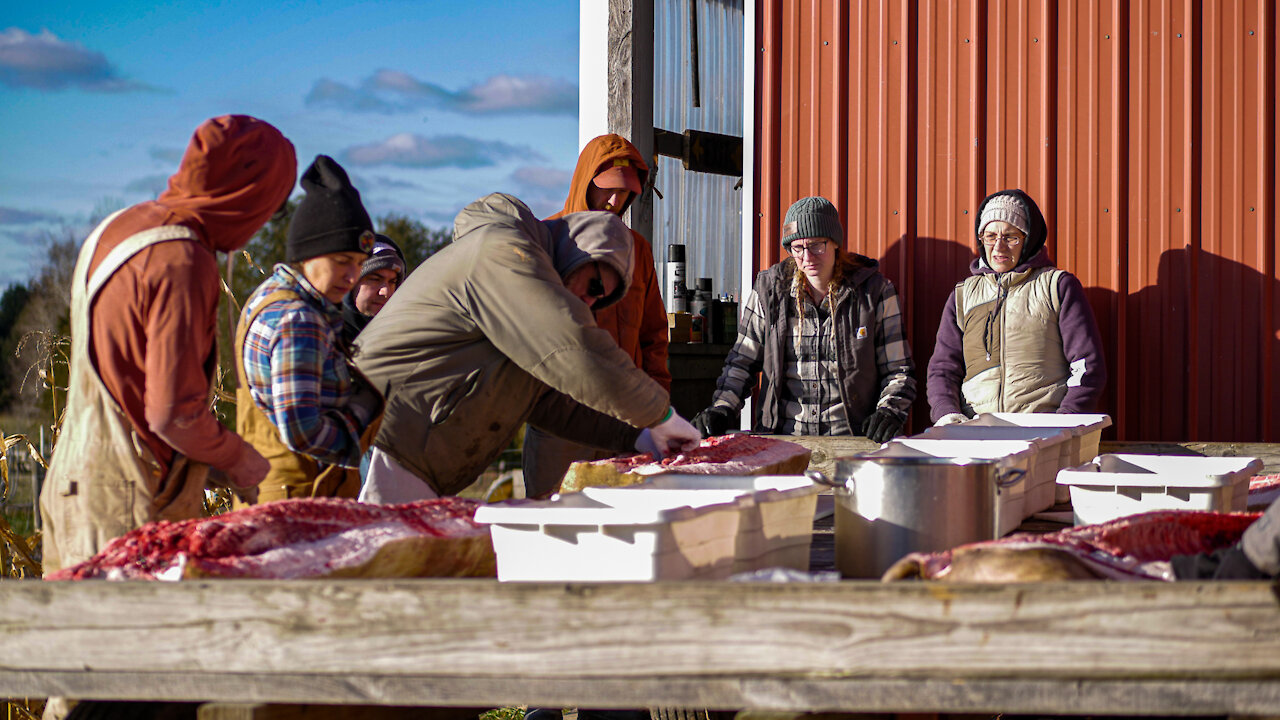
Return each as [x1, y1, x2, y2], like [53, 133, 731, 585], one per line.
[241, 264, 368, 468]
[712, 269, 915, 433]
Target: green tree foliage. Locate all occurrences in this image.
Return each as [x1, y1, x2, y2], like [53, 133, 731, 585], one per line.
[377, 213, 451, 272]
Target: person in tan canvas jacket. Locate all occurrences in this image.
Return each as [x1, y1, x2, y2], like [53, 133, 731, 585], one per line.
[354, 193, 699, 503]
[39, 115, 296, 577]
[521, 133, 672, 497]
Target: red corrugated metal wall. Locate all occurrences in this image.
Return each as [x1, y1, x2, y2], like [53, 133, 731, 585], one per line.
[754, 0, 1279, 441]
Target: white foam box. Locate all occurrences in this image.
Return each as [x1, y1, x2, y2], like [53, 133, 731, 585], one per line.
[588, 475, 820, 573]
[915, 424, 1073, 515]
[872, 439, 1037, 536]
[1056, 453, 1264, 526]
[473, 489, 744, 582]
[967, 413, 1113, 503]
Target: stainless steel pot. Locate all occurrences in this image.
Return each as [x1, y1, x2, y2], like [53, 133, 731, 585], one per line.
[826, 455, 1024, 579]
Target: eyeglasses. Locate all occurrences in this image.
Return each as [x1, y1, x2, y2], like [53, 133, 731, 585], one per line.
[788, 240, 831, 257]
[586, 264, 607, 298]
[978, 233, 1024, 247]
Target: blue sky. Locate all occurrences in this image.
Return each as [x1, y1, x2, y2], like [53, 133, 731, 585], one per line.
[0, 0, 580, 287]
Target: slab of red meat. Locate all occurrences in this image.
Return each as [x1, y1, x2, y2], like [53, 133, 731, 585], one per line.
[560, 434, 812, 492]
[1250, 475, 1280, 510]
[46, 497, 495, 581]
[883, 510, 1261, 582]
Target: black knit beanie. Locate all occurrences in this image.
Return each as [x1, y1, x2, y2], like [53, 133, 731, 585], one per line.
[781, 196, 843, 248]
[286, 155, 374, 262]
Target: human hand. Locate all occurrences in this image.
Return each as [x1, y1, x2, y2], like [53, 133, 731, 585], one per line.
[935, 412, 969, 427]
[691, 406, 734, 437]
[636, 408, 702, 459]
[222, 444, 269, 504]
[861, 408, 905, 443]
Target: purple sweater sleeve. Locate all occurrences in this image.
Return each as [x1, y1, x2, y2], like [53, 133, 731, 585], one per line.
[1056, 272, 1107, 412]
[925, 291, 966, 422]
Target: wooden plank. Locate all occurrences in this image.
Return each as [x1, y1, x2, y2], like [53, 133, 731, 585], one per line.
[6, 671, 1280, 716]
[758, 436, 880, 479]
[3, 580, 1278, 681]
[196, 703, 480, 720]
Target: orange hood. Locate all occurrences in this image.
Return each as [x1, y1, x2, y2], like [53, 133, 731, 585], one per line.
[549, 134, 649, 220]
[156, 115, 297, 253]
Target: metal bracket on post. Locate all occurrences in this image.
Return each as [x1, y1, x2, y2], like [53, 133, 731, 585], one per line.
[653, 128, 743, 177]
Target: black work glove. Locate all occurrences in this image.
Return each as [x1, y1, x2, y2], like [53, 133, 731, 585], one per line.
[1171, 545, 1268, 580]
[861, 408, 905, 444]
[691, 406, 734, 437]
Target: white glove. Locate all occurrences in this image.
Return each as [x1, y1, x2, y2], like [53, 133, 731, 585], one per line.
[635, 408, 702, 459]
[935, 412, 969, 427]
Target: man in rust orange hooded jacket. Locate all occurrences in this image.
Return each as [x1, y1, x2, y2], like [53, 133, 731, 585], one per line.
[40, 115, 297, 574]
[521, 134, 672, 497]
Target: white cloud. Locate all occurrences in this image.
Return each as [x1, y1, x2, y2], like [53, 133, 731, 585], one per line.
[342, 133, 542, 169]
[510, 166, 572, 191]
[306, 69, 576, 116]
[0, 207, 59, 225]
[0, 27, 158, 92]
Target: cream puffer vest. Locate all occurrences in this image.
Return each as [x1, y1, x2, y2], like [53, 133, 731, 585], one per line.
[955, 266, 1066, 415]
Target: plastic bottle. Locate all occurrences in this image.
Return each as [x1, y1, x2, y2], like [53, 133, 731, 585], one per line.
[666, 245, 687, 313]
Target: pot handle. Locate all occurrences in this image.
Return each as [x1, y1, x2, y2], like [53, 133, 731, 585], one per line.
[805, 469, 844, 489]
[995, 467, 1026, 489]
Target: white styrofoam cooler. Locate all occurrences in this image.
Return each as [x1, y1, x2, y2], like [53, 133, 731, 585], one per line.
[967, 413, 1113, 502]
[872, 439, 1037, 535]
[474, 476, 819, 581]
[915, 424, 1073, 514]
[589, 475, 820, 573]
[1056, 453, 1264, 525]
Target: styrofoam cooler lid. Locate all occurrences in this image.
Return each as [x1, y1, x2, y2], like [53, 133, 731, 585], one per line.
[916, 424, 1072, 446]
[967, 412, 1113, 435]
[1056, 453, 1264, 488]
[869, 438, 1037, 463]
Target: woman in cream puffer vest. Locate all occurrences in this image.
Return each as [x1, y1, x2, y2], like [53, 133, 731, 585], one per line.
[926, 189, 1106, 425]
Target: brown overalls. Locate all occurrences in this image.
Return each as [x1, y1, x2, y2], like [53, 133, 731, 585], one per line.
[233, 289, 382, 506]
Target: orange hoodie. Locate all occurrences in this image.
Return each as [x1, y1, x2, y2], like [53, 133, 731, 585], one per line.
[88, 115, 297, 476]
[549, 134, 671, 391]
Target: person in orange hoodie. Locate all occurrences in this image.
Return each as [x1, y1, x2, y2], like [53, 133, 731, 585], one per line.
[39, 115, 297, 576]
[520, 134, 672, 497]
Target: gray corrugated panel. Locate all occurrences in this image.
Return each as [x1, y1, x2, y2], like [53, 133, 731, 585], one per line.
[652, 0, 746, 303]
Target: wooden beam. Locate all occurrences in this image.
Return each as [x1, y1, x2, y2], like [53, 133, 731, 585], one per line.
[608, 0, 655, 247]
[6, 672, 1280, 717]
[2, 579, 1278, 713]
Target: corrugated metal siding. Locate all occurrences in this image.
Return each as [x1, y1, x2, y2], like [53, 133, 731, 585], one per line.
[653, 0, 746, 301]
[755, 0, 1279, 441]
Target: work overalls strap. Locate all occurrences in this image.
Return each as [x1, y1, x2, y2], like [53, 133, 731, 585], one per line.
[39, 214, 212, 574]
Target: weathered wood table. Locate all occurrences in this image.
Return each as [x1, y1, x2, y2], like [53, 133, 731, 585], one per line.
[3, 438, 1279, 717]
[1, 578, 1278, 717]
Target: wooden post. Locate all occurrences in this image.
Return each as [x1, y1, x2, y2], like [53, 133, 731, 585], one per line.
[607, 0, 655, 246]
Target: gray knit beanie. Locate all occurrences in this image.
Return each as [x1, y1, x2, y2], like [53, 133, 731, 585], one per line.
[781, 196, 843, 248]
[361, 234, 406, 283]
[978, 194, 1031, 236]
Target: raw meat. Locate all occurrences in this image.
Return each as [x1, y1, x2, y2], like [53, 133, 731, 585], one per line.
[46, 497, 495, 581]
[559, 434, 812, 493]
[1249, 474, 1280, 510]
[883, 510, 1261, 582]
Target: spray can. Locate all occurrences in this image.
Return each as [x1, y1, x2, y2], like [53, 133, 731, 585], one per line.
[666, 244, 687, 313]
